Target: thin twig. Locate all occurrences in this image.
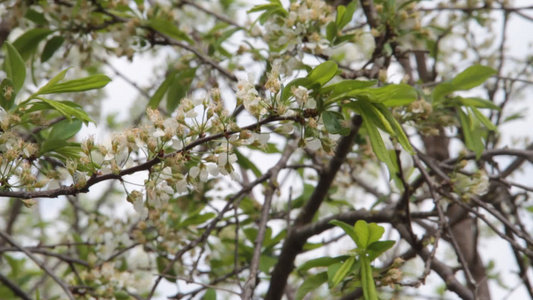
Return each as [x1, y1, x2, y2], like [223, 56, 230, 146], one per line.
[0, 230, 75, 300]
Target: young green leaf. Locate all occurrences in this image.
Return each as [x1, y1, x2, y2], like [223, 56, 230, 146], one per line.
[203, 288, 216, 300]
[235, 149, 262, 178]
[326, 22, 338, 42]
[25, 9, 48, 25]
[360, 113, 398, 174]
[458, 97, 500, 110]
[356, 101, 395, 136]
[307, 61, 338, 86]
[322, 111, 345, 134]
[432, 65, 497, 103]
[149, 70, 179, 108]
[366, 222, 385, 246]
[49, 119, 83, 140]
[451, 65, 497, 91]
[354, 220, 370, 249]
[298, 256, 348, 271]
[148, 18, 194, 44]
[12, 28, 53, 61]
[36, 74, 111, 94]
[470, 107, 497, 131]
[34, 69, 70, 96]
[323, 79, 378, 97]
[330, 256, 355, 288]
[296, 272, 328, 300]
[4, 42, 26, 95]
[336, 1, 357, 30]
[41, 36, 65, 63]
[372, 103, 413, 153]
[360, 255, 378, 300]
[367, 240, 395, 261]
[167, 68, 196, 112]
[457, 107, 483, 159]
[330, 220, 359, 247]
[35, 98, 94, 124]
[177, 212, 215, 228]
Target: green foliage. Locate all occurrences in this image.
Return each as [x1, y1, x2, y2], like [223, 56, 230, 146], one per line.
[3, 42, 26, 97]
[432, 65, 497, 104]
[147, 18, 195, 44]
[296, 220, 394, 300]
[12, 28, 53, 61]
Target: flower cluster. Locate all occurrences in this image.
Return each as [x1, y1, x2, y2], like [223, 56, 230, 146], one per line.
[452, 170, 490, 201]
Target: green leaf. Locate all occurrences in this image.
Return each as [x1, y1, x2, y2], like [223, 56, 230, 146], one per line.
[452, 65, 497, 91]
[203, 288, 216, 300]
[148, 18, 194, 44]
[235, 149, 262, 178]
[296, 272, 328, 300]
[167, 68, 196, 112]
[372, 103, 413, 153]
[336, 1, 357, 29]
[259, 254, 278, 273]
[35, 98, 94, 124]
[323, 80, 377, 96]
[457, 107, 483, 159]
[52, 144, 83, 160]
[264, 229, 286, 249]
[39, 139, 70, 154]
[367, 240, 395, 261]
[360, 255, 378, 300]
[433, 65, 497, 103]
[308, 61, 338, 86]
[248, 3, 282, 13]
[25, 9, 48, 25]
[330, 220, 359, 247]
[4, 42, 26, 95]
[366, 222, 385, 246]
[354, 220, 370, 249]
[356, 101, 395, 136]
[322, 111, 345, 134]
[335, 4, 346, 28]
[178, 212, 216, 228]
[347, 101, 397, 174]
[49, 119, 83, 140]
[432, 82, 454, 103]
[149, 70, 178, 108]
[35, 69, 70, 95]
[298, 256, 348, 271]
[36, 74, 111, 95]
[331, 84, 416, 107]
[380, 84, 418, 107]
[326, 22, 338, 42]
[0, 78, 16, 110]
[458, 97, 500, 110]
[364, 117, 397, 173]
[41, 36, 65, 63]
[470, 107, 497, 131]
[12, 28, 53, 61]
[330, 256, 355, 288]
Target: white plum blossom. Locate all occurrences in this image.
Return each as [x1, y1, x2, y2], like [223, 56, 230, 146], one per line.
[175, 179, 188, 194]
[306, 138, 322, 151]
[253, 132, 270, 147]
[147, 181, 174, 208]
[189, 166, 200, 178]
[206, 164, 219, 176]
